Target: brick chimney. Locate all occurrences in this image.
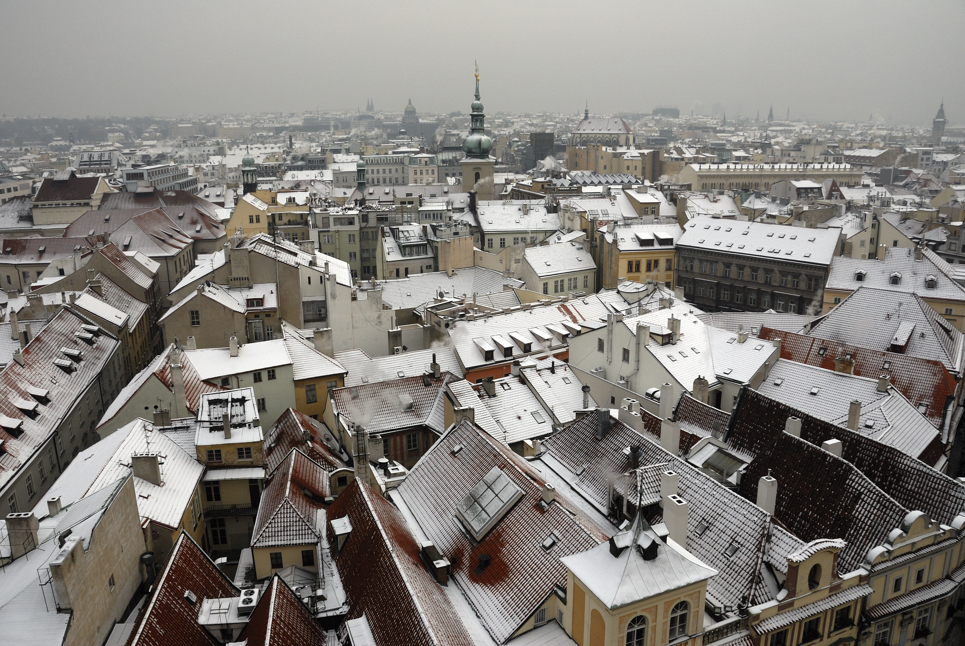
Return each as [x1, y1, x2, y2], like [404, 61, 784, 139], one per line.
[847, 400, 861, 430]
[785, 416, 802, 437]
[663, 494, 689, 546]
[132, 453, 162, 487]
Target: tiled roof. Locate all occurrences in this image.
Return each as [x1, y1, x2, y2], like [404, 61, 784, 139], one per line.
[238, 576, 327, 646]
[263, 408, 347, 475]
[754, 584, 873, 633]
[251, 449, 329, 548]
[448, 376, 555, 445]
[675, 394, 730, 439]
[573, 117, 632, 135]
[99, 188, 221, 220]
[0, 235, 95, 263]
[242, 234, 353, 288]
[827, 246, 965, 301]
[678, 216, 840, 266]
[865, 562, 965, 620]
[727, 389, 965, 571]
[395, 421, 606, 643]
[182, 338, 291, 381]
[523, 243, 595, 279]
[328, 481, 475, 646]
[331, 372, 455, 436]
[127, 532, 238, 646]
[280, 324, 346, 381]
[0, 309, 119, 493]
[374, 267, 524, 311]
[34, 172, 103, 203]
[807, 287, 964, 374]
[541, 414, 801, 608]
[695, 311, 815, 335]
[335, 346, 463, 386]
[759, 327, 955, 430]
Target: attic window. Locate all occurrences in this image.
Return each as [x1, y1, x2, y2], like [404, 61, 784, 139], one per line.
[773, 378, 784, 386]
[889, 272, 901, 285]
[855, 270, 866, 282]
[0, 413, 23, 435]
[817, 347, 827, 356]
[695, 521, 709, 537]
[75, 332, 95, 345]
[724, 542, 740, 558]
[61, 347, 82, 362]
[53, 358, 75, 373]
[500, 382, 511, 391]
[754, 344, 764, 351]
[532, 411, 546, 424]
[810, 387, 821, 396]
[451, 444, 464, 456]
[864, 419, 876, 428]
[542, 532, 559, 551]
[882, 361, 891, 370]
[455, 467, 524, 542]
[925, 275, 937, 289]
[917, 402, 929, 414]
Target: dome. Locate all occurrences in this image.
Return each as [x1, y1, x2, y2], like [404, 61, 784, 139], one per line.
[356, 157, 366, 168]
[471, 99, 484, 113]
[462, 132, 493, 158]
[404, 99, 417, 116]
[241, 152, 255, 169]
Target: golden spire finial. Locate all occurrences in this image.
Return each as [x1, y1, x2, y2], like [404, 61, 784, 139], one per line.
[474, 60, 479, 82]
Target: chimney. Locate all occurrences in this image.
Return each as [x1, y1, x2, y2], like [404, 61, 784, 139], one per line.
[737, 325, 749, 344]
[481, 377, 496, 398]
[541, 483, 556, 506]
[667, 316, 681, 344]
[169, 357, 188, 417]
[88, 277, 103, 296]
[834, 354, 855, 375]
[663, 494, 689, 546]
[595, 408, 611, 440]
[847, 400, 861, 430]
[660, 417, 681, 454]
[915, 245, 923, 261]
[785, 416, 802, 437]
[659, 382, 674, 420]
[229, 335, 239, 357]
[876, 374, 890, 393]
[757, 474, 777, 515]
[772, 338, 782, 357]
[878, 243, 888, 260]
[23, 323, 31, 346]
[452, 405, 475, 427]
[5, 512, 39, 559]
[47, 496, 62, 517]
[222, 412, 231, 440]
[510, 359, 520, 377]
[184, 335, 197, 351]
[582, 384, 591, 409]
[12, 348, 24, 367]
[636, 322, 650, 348]
[353, 426, 373, 489]
[131, 453, 162, 487]
[660, 470, 679, 499]
[691, 376, 709, 404]
[822, 438, 843, 457]
[8, 306, 18, 341]
[312, 328, 334, 356]
[152, 408, 171, 427]
[431, 353, 442, 379]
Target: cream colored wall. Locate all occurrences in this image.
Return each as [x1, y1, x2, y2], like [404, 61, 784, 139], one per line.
[253, 544, 318, 580]
[160, 298, 248, 348]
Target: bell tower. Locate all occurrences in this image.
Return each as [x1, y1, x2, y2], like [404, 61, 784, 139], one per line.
[241, 146, 257, 196]
[460, 63, 495, 202]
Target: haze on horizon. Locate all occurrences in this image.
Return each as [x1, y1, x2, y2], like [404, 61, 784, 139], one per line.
[1, 0, 961, 127]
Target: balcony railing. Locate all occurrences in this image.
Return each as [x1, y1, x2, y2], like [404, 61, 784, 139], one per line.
[700, 616, 748, 645]
[203, 503, 257, 518]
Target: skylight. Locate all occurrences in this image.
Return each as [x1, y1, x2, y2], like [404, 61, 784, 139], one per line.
[455, 467, 524, 542]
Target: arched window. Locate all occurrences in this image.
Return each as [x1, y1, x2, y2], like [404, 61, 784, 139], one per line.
[808, 563, 822, 590]
[626, 615, 647, 646]
[669, 601, 689, 640]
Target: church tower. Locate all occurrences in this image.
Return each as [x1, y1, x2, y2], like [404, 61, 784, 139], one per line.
[933, 101, 947, 142]
[241, 146, 257, 196]
[461, 63, 495, 202]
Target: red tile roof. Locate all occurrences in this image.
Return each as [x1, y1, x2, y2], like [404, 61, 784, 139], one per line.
[760, 327, 955, 430]
[727, 389, 965, 571]
[328, 481, 475, 646]
[251, 449, 330, 548]
[238, 576, 327, 646]
[264, 408, 347, 476]
[331, 372, 455, 436]
[395, 420, 605, 643]
[155, 345, 222, 415]
[98, 242, 155, 288]
[127, 532, 238, 646]
[99, 188, 221, 220]
[34, 172, 103, 203]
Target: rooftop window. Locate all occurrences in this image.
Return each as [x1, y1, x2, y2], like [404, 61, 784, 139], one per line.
[455, 467, 524, 542]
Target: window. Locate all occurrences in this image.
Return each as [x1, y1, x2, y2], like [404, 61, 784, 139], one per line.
[584, 275, 589, 288]
[305, 383, 317, 404]
[598, 339, 605, 353]
[627, 260, 634, 273]
[270, 552, 283, 569]
[833, 606, 853, 631]
[801, 617, 822, 643]
[808, 564, 822, 590]
[665, 259, 672, 272]
[190, 310, 200, 326]
[500, 238, 506, 248]
[627, 616, 647, 646]
[39, 460, 46, 483]
[7, 492, 17, 513]
[237, 447, 252, 461]
[915, 567, 926, 584]
[534, 607, 547, 626]
[253, 371, 263, 383]
[892, 576, 903, 593]
[945, 308, 954, 316]
[257, 398, 266, 412]
[737, 266, 745, 280]
[669, 601, 689, 640]
[406, 433, 419, 452]
[873, 619, 893, 646]
[770, 629, 788, 646]
[221, 377, 230, 388]
[622, 348, 630, 363]
[915, 607, 931, 638]
[206, 449, 222, 462]
[750, 268, 759, 282]
[210, 518, 227, 545]
[205, 482, 221, 502]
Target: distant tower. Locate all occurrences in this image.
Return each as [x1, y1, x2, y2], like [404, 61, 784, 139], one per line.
[461, 62, 495, 201]
[767, 105, 774, 122]
[401, 98, 420, 136]
[755, 109, 759, 123]
[933, 101, 947, 142]
[241, 146, 257, 195]
[786, 107, 790, 121]
[722, 110, 727, 127]
[356, 156, 366, 192]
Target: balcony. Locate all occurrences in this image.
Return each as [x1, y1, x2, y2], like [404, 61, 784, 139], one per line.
[204, 503, 257, 518]
[700, 616, 747, 645]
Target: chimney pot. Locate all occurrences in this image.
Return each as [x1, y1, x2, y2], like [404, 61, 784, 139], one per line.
[229, 335, 239, 357]
[785, 416, 802, 437]
[757, 474, 778, 515]
[660, 470, 679, 499]
[659, 382, 674, 420]
[582, 384, 591, 409]
[822, 438, 843, 457]
[664, 493, 689, 546]
[47, 496, 62, 517]
[541, 483, 556, 505]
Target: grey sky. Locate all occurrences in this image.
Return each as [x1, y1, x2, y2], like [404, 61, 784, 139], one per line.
[1, 0, 960, 125]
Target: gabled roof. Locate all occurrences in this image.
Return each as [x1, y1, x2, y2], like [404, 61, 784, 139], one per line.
[238, 576, 327, 646]
[280, 324, 346, 381]
[263, 408, 347, 476]
[394, 420, 605, 643]
[182, 338, 291, 381]
[678, 216, 840, 266]
[127, 532, 238, 646]
[98, 242, 156, 287]
[827, 246, 965, 300]
[726, 389, 965, 571]
[523, 242, 594, 278]
[374, 267, 523, 311]
[251, 449, 329, 548]
[331, 372, 454, 436]
[328, 480, 475, 646]
[159, 282, 244, 324]
[807, 287, 965, 374]
[99, 188, 221, 220]
[573, 117, 633, 135]
[335, 346, 463, 386]
[759, 327, 955, 431]
[33, 172, 104, 203]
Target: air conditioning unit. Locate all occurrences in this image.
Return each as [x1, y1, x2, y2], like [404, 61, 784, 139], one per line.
[394, 346, 403, 355]
[237, 588, 260, 616]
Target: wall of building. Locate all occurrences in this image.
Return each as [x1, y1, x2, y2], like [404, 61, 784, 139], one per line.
[253, 543, 318, 581]
[160, 298, 248, 349]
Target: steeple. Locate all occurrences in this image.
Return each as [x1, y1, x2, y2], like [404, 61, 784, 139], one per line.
[462, 62, 493, 159]
[933, 100, 947, 142]
[767, 105, 774, 122]
[241, 145, 257, 195]
[584, 102, 589, 120]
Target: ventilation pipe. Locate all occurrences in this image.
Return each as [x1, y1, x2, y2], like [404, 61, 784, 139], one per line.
[582, 384, 591, 409]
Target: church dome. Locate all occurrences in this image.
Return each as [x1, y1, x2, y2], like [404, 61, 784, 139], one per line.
[404, 99, 417, 116]
[241, 151, 255, 169]
[462, 131, 493, 158]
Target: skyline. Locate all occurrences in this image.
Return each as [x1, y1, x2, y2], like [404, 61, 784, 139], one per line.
[0, 0, 961, 126]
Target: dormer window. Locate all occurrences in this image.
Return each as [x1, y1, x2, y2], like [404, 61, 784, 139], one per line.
[855, 270, 866, 282]
[925, 275, 937, 289]
[889, 272, 901, 285]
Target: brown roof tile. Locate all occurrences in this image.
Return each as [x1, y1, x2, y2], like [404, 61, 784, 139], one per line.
[34, 172, 102, 203]
[264, 408, 347, 476]
[238, 576, 327, 646]
[251, 449, 330, 548]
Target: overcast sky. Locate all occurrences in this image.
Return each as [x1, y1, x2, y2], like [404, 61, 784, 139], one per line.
[2, 0, 961, 126]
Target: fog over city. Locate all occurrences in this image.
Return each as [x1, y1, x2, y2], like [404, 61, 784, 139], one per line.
[2, 0, 962, 124]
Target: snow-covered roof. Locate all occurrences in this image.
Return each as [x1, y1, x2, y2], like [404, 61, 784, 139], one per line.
[183, 338, 291, 381]
[678, 216, 840, 267]
[523, 242, 594, 278]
